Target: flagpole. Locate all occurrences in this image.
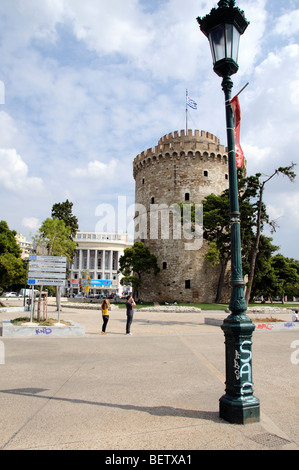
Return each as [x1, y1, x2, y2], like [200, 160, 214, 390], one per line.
[232, 82, 249, 100]
[186, 91, 197, 132]
[186, 89, 188, 134]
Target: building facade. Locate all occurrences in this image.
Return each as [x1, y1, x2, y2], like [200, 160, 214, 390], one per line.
[15, 233, 34, 259]
[68, 231, 131, 297]
[133, 129, 231, 303]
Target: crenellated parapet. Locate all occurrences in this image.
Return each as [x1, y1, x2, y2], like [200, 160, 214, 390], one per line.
[158, 129, 221, 145]
[133, 129, 228, 177]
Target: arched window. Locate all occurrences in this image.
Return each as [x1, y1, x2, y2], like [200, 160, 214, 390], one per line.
[162, 262, 167, 270]
[185, 192, 190, 201]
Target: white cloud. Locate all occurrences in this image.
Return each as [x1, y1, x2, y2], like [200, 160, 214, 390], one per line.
[283, 192, 299, 227]
[266, 204, 285, 223]
[241, 43, 299, 176]
[238, 0, 267, 75]
[0, 112, 19, 147]
[60, 0, 211, 81]
[62, 0, 159, 72]
[71, 158, 118, 179]
[242, 144, 272, 167]
[0, 0, 66, 51]
[0, 149, 43, 192]
[22, 217, 40, 231]
[274, 9, 299, 37]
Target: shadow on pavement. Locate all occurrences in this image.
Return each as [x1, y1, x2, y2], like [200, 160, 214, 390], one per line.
[0, 387, 221, 422]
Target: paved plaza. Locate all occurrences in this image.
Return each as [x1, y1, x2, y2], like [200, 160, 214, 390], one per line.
[0, 302, 298, 451]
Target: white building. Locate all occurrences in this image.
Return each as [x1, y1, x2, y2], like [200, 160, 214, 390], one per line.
[15, 233, 33, 259]
[68, 231, 131, 297]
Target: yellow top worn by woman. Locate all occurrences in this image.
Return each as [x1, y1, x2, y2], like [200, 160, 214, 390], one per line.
[101, 298, 110, 315]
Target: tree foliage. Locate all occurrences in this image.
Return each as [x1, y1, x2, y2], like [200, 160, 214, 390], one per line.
[51, 199, 79, 238]
[271, 255, 299, 302]
[0, 220, 26, 290]
[118, 241, 160, 297]
[33, 217, 77, 262]
[202, 193, 231, 302]
[202, 163, 297, 303]
[33, 217, 77, 311]
[239, 163, 296, 302]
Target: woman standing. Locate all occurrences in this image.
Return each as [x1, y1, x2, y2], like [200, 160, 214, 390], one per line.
[101, 298, 111, 335]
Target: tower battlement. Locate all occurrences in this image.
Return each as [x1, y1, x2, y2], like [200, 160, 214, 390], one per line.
[133, 129, 228, 170]
[158, 129, 221, 145]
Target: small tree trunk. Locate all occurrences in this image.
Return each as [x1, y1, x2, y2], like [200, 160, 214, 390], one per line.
[55, 286, 59, 310]
[215, 258, 228, 303]
[37, 286, 43, 321]
[245, 185, 264, 304]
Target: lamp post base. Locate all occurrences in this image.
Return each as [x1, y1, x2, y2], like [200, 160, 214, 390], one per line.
[219, 312, 260, 424]
[220, 394, 260, 424]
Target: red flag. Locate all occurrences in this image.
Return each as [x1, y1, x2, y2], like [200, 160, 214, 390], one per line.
[230, 95, 245, 168]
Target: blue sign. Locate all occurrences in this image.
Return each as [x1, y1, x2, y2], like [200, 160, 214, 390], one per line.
[28, 279, 36, 285]
[91, 280, 111, 286]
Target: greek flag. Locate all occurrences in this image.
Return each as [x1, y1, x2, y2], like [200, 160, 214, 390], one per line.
[186, 96, 197, 110]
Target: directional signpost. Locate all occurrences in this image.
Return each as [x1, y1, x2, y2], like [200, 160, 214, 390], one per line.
[28, 255, 67, 322]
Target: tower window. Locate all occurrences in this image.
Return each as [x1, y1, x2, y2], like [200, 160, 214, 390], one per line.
[151, 197, 155, 204]
[185, 280, 191, 289]
[185, 192, 190, 201]
[225, 174, 228, 180]
[142, 178, 145, 184]
[162, 262, 167, 270]
[204, 170, 208, 177]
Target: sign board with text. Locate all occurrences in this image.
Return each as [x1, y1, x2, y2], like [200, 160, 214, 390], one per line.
[28, 255, 67, 287]
[29, 255, 66, 262]
[28, 279, 66, 287]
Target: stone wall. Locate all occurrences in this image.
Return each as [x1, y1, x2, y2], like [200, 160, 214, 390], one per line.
[133, 129, 231, 303]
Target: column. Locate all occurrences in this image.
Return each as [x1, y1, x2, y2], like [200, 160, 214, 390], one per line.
[79, 249, 83, 273]
[87, 249, 90, 271]
[94, 249, 98, 280]
[109, 250, 113, 272]
[102, 250, 105, 279]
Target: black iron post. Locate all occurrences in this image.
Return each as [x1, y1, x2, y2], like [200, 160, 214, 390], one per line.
[197, 0, 260, 424]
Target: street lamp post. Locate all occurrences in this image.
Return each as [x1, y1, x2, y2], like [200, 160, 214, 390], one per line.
[197, 0, 260, 424]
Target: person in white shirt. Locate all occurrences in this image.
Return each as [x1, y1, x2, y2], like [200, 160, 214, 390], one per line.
[292, 310, 299, 322]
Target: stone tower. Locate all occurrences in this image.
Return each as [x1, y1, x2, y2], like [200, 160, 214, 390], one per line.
[133, 129, 230, 303]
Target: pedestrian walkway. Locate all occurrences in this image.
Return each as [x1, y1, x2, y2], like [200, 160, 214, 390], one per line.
[0, 304, 298, 450]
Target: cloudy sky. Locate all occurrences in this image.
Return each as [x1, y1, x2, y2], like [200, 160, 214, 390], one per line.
[0, 0, 298, 259]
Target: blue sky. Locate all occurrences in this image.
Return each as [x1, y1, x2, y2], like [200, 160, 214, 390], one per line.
[0, 0, 298, 259]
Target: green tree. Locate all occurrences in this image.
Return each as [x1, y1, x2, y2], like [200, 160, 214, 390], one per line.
[202, 193, 231, 302]
[241, 164, 296, 303]
[202, 185, 257, 302]
[250, 236, 279, 302]
[34, 217, 76, 262]
[0, 220, 26, 291]
[33, 218, 77, 312]
[286, 259, 299, 299]
[271, 255, 299, 303]
[51, 199, 79, 238]
[202, 164, 296, 303]
[118, 241, 160, 299]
